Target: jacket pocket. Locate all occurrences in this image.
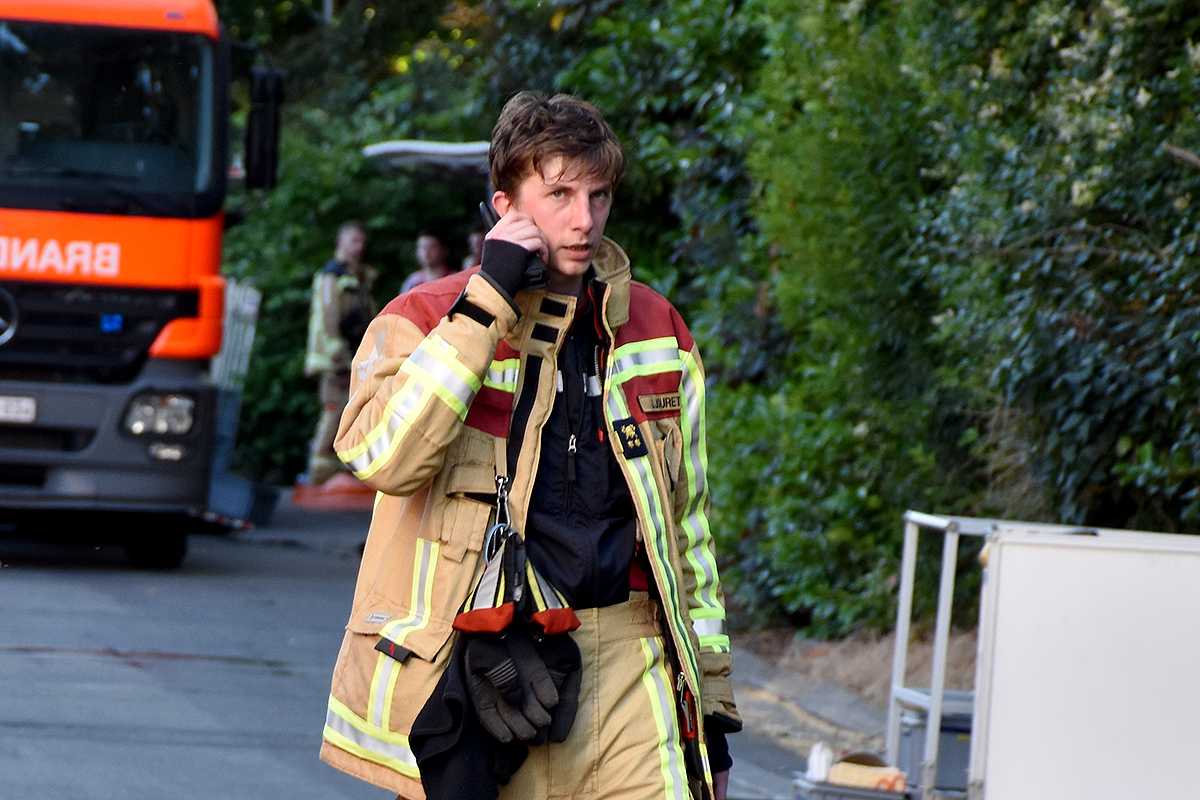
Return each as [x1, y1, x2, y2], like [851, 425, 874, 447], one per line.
[438, 462, 495, 562]
[346, 604, 454, 664]
[652, 418, 684, 496]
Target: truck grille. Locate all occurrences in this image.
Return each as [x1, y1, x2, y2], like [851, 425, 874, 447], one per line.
[0, 283, 198, 384]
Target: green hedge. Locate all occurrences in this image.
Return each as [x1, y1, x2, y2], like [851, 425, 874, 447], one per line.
[226, 0, 1200, 634]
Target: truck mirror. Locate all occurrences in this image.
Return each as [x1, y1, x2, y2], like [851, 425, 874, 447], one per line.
[245, 66, 285, 190]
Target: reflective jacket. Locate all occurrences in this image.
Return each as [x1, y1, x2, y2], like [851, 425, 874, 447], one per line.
[319, 238, 739, 799]
[304, 260, 377, 377]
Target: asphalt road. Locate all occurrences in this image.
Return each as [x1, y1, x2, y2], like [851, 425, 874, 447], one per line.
[0, 502, 799, 800]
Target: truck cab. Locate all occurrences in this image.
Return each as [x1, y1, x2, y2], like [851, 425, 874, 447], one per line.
[0, 1, 273, 565]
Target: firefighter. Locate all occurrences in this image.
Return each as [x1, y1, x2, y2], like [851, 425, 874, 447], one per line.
[302, 220, 377, 486]
[319, 92, 740, 800]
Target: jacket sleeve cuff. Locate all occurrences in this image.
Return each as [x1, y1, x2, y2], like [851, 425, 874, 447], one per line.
[460, 272, 520, 334]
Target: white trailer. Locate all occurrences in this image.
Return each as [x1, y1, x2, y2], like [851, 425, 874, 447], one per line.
[888, 511, 1200, 799]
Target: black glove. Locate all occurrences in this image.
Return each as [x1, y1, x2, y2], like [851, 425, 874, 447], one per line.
[464, 632, 559, 743]
[480, 239, 546, 305]
[535, 634, 582, 743]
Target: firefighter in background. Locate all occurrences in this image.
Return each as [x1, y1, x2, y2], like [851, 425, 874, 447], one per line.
[303, 220, 377, 485]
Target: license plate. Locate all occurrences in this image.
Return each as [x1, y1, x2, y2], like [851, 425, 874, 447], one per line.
[0, 395, 36, 424]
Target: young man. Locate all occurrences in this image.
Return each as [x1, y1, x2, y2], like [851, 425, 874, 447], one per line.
[401, 230, 455, 293]
[319, 92, 740, 800]
[302, 219, 376, 485]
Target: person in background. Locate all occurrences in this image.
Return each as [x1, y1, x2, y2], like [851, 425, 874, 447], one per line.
[301, 220, 377, 486]
[462, 227, 485, 269]
[401, 230, 454, 293]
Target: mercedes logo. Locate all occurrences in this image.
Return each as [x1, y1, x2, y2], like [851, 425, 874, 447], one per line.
[0, 287, 18, 347]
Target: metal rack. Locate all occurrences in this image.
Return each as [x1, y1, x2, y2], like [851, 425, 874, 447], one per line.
[885, 511, 995, 800]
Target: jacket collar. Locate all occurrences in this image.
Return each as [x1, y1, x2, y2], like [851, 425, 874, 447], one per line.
[512, 237, 631, 338]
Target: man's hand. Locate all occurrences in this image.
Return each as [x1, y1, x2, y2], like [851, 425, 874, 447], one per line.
[485, 211, 549, 264]
[479, 212, 549, 301]
[713, 769, 730, 800]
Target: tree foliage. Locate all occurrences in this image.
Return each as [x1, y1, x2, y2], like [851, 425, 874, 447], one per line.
[224, 0, 1200, 633]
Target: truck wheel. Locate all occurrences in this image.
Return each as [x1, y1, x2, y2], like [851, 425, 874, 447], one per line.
[124, 531, 188, 570]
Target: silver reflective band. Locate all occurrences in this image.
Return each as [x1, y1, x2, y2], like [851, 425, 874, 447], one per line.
[692, 617, 725, 638]
[343, 377, 426, 474]
[325, 705, 417, 770]
[406, 343, 477, 411]
[642, 637, 689, 800]
[586, 374, 603, 397]
[611, 347, 681, 378]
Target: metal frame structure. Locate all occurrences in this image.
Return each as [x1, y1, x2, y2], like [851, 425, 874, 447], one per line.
[885, 511, 994, 800]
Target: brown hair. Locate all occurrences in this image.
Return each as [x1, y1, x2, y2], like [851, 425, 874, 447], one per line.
[489, 91, 625, 196]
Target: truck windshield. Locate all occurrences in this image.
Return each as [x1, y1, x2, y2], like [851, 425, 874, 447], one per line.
[0, 20, 218, 217]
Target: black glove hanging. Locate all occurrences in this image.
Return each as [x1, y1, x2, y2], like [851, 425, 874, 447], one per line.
[464, 633, 558, 743]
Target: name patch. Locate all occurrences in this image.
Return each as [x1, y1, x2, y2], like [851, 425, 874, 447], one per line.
[638, 393, 681, 414]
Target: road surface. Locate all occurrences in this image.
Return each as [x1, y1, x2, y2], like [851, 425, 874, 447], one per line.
[0, 500, 799, 799]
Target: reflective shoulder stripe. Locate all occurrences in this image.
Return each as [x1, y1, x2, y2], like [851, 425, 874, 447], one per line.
[324, 694, 420, 779]
[699, 634, 731, 653]
[639, 637, 689, 800]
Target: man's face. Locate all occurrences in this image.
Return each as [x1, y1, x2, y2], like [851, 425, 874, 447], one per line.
[338, 228, 366, 263]
[507, 155, 613, 279]
[416, 235, 446, 270]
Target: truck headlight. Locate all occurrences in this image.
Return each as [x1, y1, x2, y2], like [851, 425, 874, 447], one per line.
[125, 394, 194, 435]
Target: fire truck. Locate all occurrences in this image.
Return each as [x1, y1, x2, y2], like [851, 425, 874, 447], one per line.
[0, 1, 281, 566]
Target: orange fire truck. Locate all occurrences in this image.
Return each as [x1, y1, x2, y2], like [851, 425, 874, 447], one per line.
[0, 1, 280, 565]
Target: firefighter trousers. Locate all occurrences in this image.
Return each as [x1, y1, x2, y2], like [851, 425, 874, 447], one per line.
[499, 592, 692, 800]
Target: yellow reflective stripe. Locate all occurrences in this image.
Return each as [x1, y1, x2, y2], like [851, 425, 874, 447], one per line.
[337, 378, 427, 478]
[699, 634, 731, 653]
[382, 658, 403, 731]
[639, 637, 688, 800]
[525, 563, 548, 610]
[324, 694, 419, 778]
[606, 381, 701, 692]
[611, 337, 681, 382]
[678, 348, 722, 614]
[401, 335, 479, 420]
[483, 358, 520, 393]
[369, 652, 398, 729]
[379, 538, 439, 645]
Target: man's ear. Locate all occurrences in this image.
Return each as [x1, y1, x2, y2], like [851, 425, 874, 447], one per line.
[491, 190, 513, 216]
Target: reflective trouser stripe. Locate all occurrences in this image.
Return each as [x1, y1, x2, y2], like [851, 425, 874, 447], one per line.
[640, 637, 689, 800]
[323, 694, 419, 779]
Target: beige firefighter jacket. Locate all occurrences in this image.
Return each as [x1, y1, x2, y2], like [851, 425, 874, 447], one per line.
[319, 238, 739, 799]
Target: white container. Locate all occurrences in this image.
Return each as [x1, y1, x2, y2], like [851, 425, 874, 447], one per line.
[970, 527, 1200, 799]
